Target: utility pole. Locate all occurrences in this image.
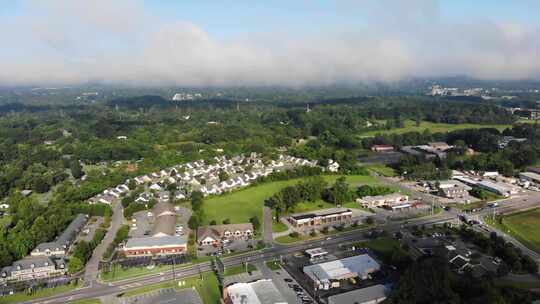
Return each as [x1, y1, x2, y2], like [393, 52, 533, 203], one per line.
[172, 256, 176, 283]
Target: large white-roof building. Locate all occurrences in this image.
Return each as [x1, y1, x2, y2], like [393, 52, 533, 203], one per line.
[327, 284, 388, 304]
[224, 279, 287, 304]
[303, 254, 380, 290]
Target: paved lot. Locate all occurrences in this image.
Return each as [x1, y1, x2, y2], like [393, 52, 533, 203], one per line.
[255, 260, 307, 304]
[129, 211, 153, 238]
[81, 217, 103, 242]
[119, 287, 203, 304]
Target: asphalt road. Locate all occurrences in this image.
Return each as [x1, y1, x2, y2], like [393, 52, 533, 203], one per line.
[22, 213, 457, 304]
[21, 189, 540, 304]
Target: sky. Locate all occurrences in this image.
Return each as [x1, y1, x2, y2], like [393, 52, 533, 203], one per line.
[0, 0, 539, 87]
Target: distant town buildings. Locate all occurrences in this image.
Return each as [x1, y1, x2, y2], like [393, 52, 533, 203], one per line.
[371, 145, 394, 153]
[498, 136, 527, 149]
[172, 93, 202, 101]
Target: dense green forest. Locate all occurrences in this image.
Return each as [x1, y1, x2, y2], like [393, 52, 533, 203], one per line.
[0, 94, 534, 269]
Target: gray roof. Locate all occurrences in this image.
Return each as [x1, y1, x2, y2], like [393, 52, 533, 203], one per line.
[303, 254, 380, 282]
[1, 256, 67, 277]
[226, 279, 287, 304]
[34, 214, 87, 253]
[328, 284, 388, 304]
[124, 235, 187, 249]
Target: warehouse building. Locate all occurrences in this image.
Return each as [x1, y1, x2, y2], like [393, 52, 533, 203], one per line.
[223, 279, 287, 304]
[303, 254, 380, 290]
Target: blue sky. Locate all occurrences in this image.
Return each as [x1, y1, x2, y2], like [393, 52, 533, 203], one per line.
[4, 0, 538, 38]
[0, 0, 539, 86]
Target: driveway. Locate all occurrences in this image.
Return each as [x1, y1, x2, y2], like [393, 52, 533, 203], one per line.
[84, 202, 124, 285]
[263, 206, 274, 244]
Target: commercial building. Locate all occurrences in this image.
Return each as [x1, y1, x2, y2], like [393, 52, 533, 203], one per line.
[327, 284, 388, 304]
[357, 193, 409, 209]
[520, 172, 540, 184]
[371, 145, 394, 153]
[435, 181, 471, 199]
[0, 256, 68, 284]
[303, 254, 380, 290]
[223, 279, 287, 304]
[197, 223, 254, 246]
[122, 235, 187, 257]
[288, 208, 353, 229]
[122, 201, 187, 257]
[31, 214, 88, 256]
[477, 180, 514, 197]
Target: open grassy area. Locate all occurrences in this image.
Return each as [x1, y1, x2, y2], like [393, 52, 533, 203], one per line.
[101, 257, 213, 283]
[363, 120, 510, 136]
[203, 175, 380, 228]
[272, 221, 289, 233]
[365, 164, 397, 177]
[120, 271, 220, 304]
[0, 283, 78, 304]
[490, 208, 540, 254]
[223, 263, 257, 276]
[101, 264, 174, 282]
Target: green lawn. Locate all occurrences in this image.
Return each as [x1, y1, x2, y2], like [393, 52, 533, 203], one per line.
[272, 221, 289, 233]
[120, 272, 220, 304]
[203, 175, 380, 228]
[365, 164, 397, 177]
[275, 233, 305, 244]
[223, 263, 257, 276]
[101, 264, 173, 282]
[363, 120, 510, 136]
[494, 208, 540, 254]
[265, 260, 282, 271]
[0, 283, 78, 304]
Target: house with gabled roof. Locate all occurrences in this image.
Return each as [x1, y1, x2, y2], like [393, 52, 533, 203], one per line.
[197, 223, 254, 246]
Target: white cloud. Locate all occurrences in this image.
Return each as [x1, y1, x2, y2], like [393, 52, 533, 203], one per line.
[0, 0, 539, 86]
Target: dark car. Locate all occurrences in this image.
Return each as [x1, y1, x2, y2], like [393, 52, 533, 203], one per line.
[284, 278, 293, 282]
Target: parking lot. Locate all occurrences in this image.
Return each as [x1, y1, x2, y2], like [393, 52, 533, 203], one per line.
[256, 260, 313, 304]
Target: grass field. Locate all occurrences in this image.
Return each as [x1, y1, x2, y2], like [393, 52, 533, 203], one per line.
[365, 164, 397, 177]
[492, 208, 540, 254]
[120, 271, 220, 304]
[272, 221, 289, 233]
[363, 120, 510, 136]
[223, 263, 257, 276]
[0, 283, 78, 304]
[203, 175, 380, 229]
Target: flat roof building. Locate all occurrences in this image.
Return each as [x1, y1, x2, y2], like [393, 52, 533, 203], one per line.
[289, 208, 353, 229]
[303, 254, 380, 290]
[327, 284, 388, 304]
[520, 172, 540, 184]
[223, 279, 287, 304]
[357, 193, 409, 209]
[123, 235, 187, 257]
